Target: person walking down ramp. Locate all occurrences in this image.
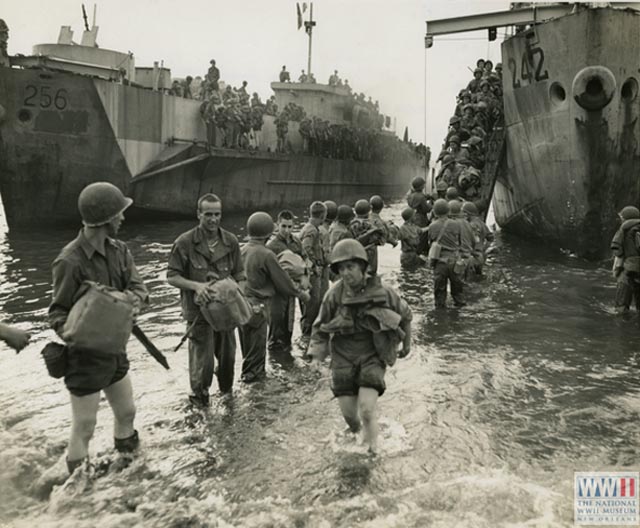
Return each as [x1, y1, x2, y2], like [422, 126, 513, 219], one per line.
[308, 240, 412, 454]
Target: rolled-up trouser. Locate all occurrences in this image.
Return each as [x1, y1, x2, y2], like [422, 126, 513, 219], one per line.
[188, 320, 236, 395]
[615, 271, 640, 312]
[301, 273, 323, 336]
[239, 303, 269, 380]
[433, 259, 464, 308]
[268, 293, 293, 352]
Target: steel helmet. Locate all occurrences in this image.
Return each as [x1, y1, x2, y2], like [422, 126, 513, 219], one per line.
[337, 204, 354, 223]
[411, 176, 426, 190]
[448, 135, 460, 145]
[462, 201, 479, 216]
[323, 200, 338, 221]
[448, 200, 462, 216]
[442, 154, 455, 166]
[462, 104, 475, 113]
[473, 68, 483, 75]
[369, 195, 384, 211]
[619, 206, 640, 220]
[329, 239, 368, 273]
[401, 207, 415, 221]
[78, 182, 133, 227]
[433, 199, 450, 217]
[495, 62, 503, 71]
[445, 187, 459, 200]
[354, 199, 371, 216]
[449, 116, 461, 125]
[246, 211, 274, 238]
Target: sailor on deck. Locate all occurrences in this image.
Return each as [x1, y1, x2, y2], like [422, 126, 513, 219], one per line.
[279, 65, 291, 83]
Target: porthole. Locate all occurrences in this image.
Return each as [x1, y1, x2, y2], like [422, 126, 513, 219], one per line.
[18, 109, 32, 122]
[621, 78, 638, 102]
[549, 82, 566, 106]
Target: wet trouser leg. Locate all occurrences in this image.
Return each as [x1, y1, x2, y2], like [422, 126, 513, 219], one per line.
[400, 251, 421, 267]
[616, 271, 640, 312]
[367, 247, 378, 275]
[188, 320, 214, 400]
[239, 306, 269, 381]
[301, 273, 322, 336]
[449, 261, 465, 306]
[268, 293, 292, 353]
[320, 267, 330, 300]
[433, 261, 449, 308]
[213, 329, 236, 393]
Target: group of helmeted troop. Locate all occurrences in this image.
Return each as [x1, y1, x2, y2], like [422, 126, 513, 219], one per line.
[435, 58, 504, 202]
[170, 59, 428, 166]
[26, 182, 420, 476]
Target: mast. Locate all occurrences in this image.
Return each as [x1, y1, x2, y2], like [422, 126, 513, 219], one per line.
[304, 3, 316, 77]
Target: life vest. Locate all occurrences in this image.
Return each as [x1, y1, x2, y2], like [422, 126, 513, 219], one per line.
[319, 277, 405, 366]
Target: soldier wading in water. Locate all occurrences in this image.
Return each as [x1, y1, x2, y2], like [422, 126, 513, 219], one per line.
[308, 239, 412, 454]
[48, 182, 149, 475]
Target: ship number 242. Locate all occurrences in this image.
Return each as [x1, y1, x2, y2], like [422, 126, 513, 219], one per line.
[23, 85, 68, 110]
[507, 47, 549, 88]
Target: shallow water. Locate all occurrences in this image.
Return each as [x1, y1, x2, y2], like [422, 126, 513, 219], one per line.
[0, 202, 638, 528]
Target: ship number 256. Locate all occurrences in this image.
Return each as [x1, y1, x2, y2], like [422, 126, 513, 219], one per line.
[23, 85, 68, 110]
[507, 47, 549, 88]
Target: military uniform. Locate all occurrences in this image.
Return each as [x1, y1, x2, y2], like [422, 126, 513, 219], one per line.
[329, 222, 353, 251]
[239, 241, 300, 381]
[611, 218, 640, 312]
[167, 226, 245, 397]
[468, 216, 494, 274]
[451, 215, 477, 280]
[350, 216, 384, 274]
[266, 233, 305, 353]
[318, 223, 331, 297]
[406, 191, 431, 228]
[427, 218, 464, 307]
[49, 230, 149, 396]
[308, 275, 412, 397]
[399, 221, 423, 267]
[300, 221, 326, 336]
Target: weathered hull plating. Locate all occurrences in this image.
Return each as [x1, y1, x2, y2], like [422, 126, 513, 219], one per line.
[0, 67, 421, 228]
[494, 7, 640, 258]
[130, 147, 420, 215]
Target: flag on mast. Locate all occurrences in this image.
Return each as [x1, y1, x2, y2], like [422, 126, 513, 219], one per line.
[297, 3, 303, 30]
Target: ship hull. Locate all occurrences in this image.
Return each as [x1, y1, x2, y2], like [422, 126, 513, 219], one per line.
[493, 7, 640, 258]
[0, 68, 422, 227]
[130, 147, 420, 216]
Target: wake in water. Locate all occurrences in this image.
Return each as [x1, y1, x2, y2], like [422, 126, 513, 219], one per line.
[326, 416, 413, 457]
